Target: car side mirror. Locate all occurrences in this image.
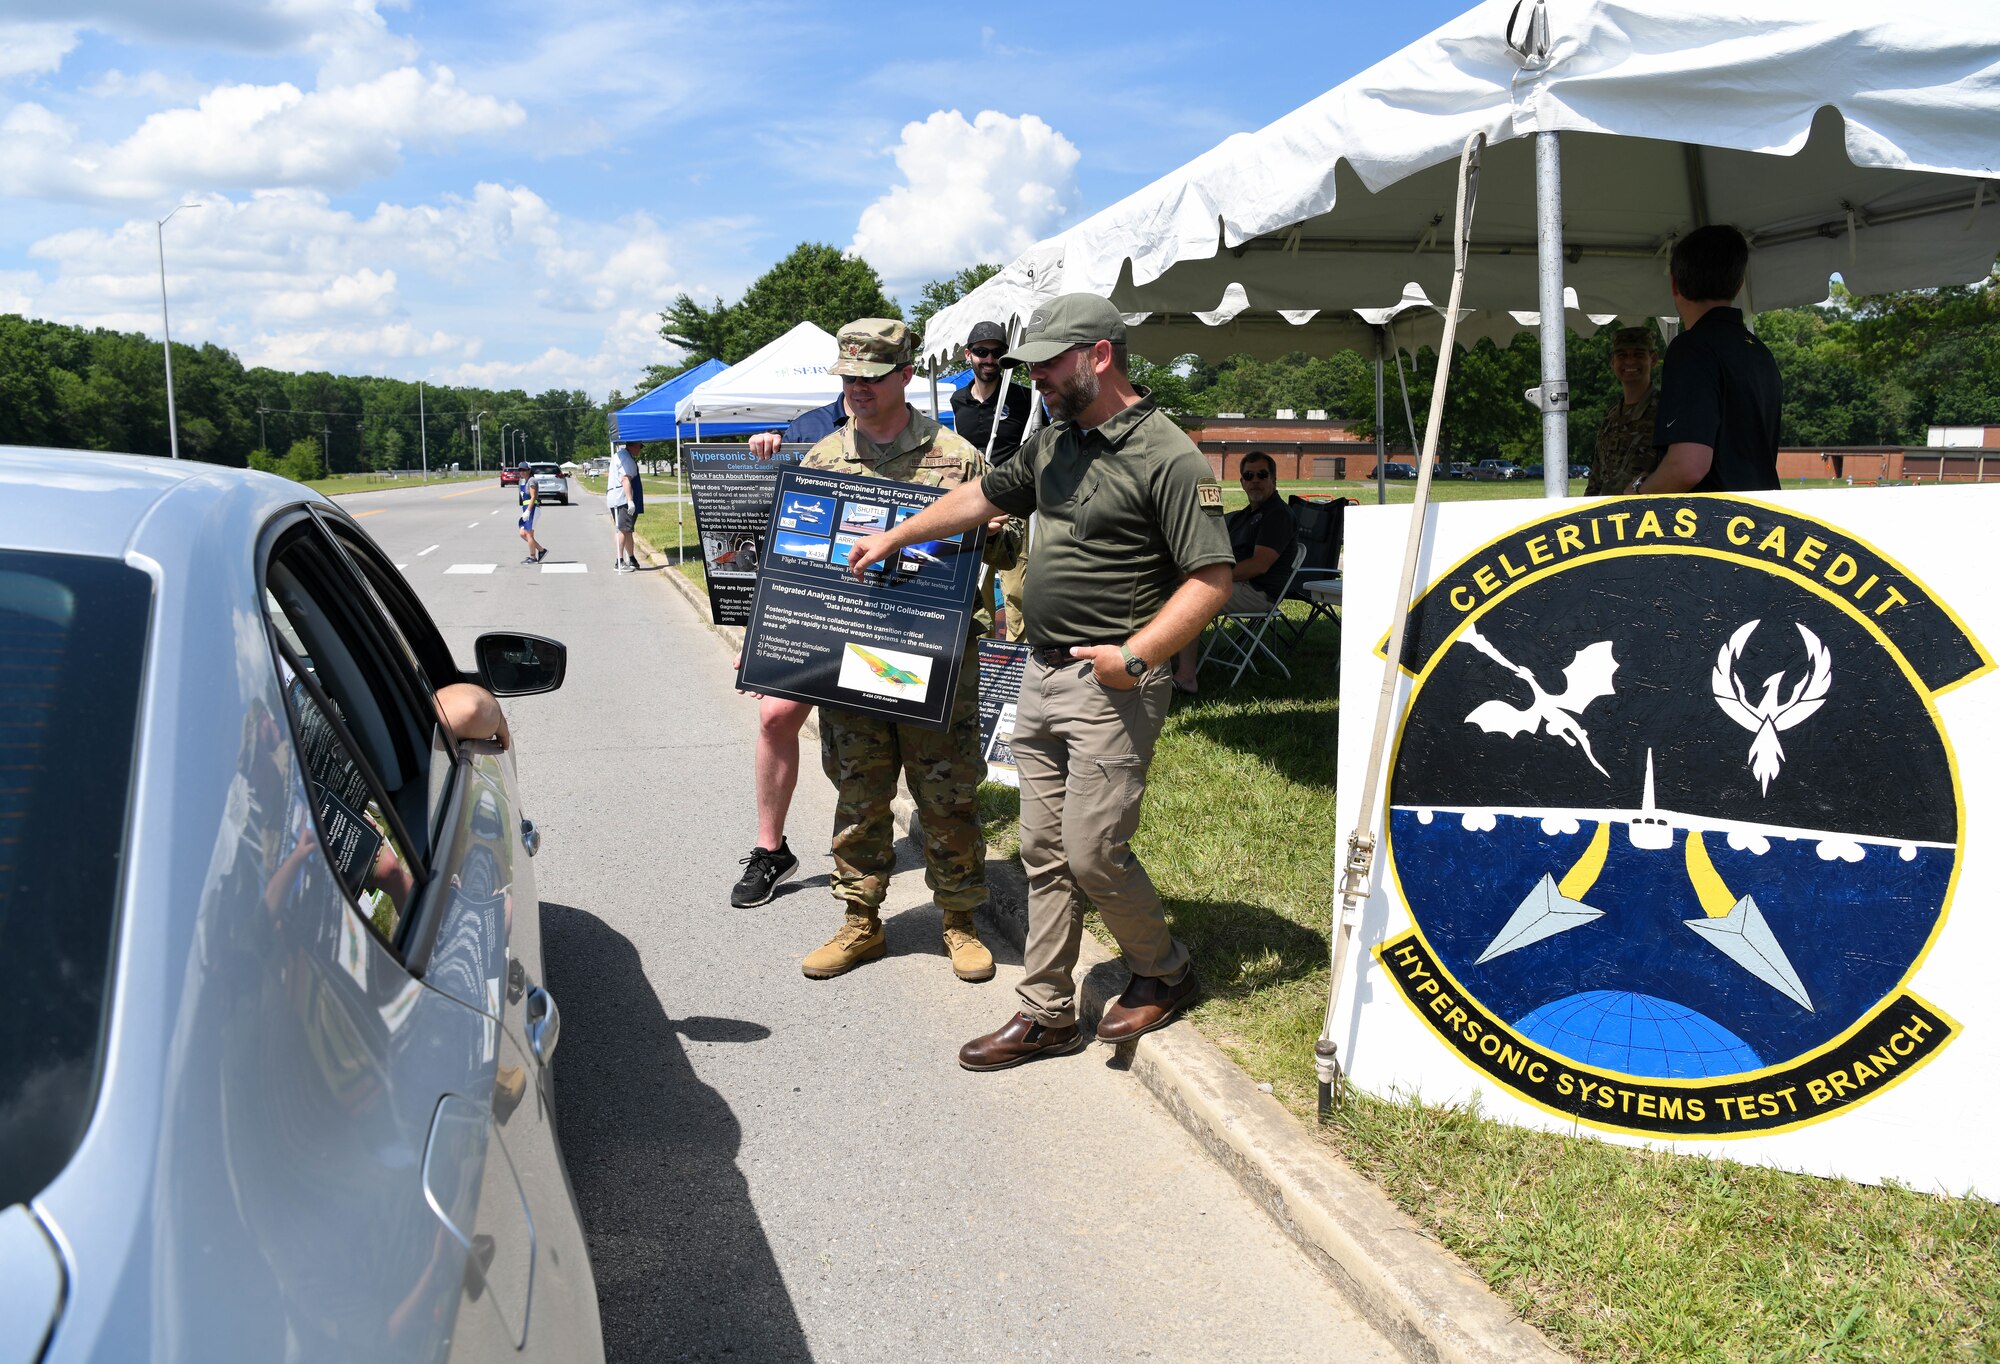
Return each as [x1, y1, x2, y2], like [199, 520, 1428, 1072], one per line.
[474, 632, 567, 696]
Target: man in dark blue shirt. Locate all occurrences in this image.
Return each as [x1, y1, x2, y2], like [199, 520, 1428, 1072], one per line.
[1639, 225, 1784, 494]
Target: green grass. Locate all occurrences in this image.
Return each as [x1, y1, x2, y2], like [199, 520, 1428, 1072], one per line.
[976, 606, 1999, 1364]
[315, 469, 489, 495]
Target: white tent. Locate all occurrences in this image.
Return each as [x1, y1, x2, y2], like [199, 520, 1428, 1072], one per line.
[924, 0, 2000, 486]
[675, 320, 952, 427]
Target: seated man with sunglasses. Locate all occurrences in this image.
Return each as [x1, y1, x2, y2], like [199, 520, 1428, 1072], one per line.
[1171, 449, 1295, 694]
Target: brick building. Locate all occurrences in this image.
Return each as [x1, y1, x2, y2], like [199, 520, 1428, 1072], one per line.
[1183, 414, 1416, 481]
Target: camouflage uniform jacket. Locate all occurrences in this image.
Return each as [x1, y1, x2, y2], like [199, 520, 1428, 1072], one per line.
[800, 405, 1024, 636]
[1588, 386, 1660, 496]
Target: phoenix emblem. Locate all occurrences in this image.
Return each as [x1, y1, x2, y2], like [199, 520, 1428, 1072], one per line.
[1711, 620, 1832, 794]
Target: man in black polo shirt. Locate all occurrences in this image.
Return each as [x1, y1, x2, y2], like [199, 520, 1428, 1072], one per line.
[1171, 449, 1295, 694]
[950, 320, 1035, 465]
[952, 320, 1038, 639]
[1638, 225, 1783, 493]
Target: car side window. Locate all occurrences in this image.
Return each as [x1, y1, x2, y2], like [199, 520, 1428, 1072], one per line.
[262, 524, 434, 946]
[318, 515, 461, 840]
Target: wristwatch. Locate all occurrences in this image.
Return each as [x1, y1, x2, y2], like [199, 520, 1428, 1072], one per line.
[1119, 644, 1148, 678]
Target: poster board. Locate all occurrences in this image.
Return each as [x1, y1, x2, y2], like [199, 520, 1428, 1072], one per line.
[1331, 488, 1999, 1196]
[737, 467, 984, 731]
[977, 639, 1031, 786]
[685, 442, 805, 625]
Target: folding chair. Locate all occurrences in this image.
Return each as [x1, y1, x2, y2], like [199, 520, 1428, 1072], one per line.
[1198, 541, 1312, 688]
[1272, 496, 1349, 650]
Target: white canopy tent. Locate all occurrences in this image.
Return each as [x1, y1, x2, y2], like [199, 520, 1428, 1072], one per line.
[675, 320, 953, 428]
[925, 0, 2000, 494]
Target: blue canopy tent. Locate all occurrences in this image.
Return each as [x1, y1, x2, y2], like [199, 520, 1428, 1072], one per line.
[611, 359, 767, 442]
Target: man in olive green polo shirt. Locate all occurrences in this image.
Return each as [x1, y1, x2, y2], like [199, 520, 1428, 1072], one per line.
[792, 318, 1024, 987]
[844, 293, 1234, 1070]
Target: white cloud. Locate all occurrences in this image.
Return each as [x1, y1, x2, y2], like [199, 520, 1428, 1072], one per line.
[0, 67, 523, 202]
[4, 0, 399, 56]
[848, 109, 1079, 295]
[17, 185, 687, 394]
[0, 270, 41, 313]
[0, 22, 80, 81]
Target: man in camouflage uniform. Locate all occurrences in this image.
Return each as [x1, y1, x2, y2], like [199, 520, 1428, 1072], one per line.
[1587, 326, 1660, 495]
[797, 318, 1025, 984]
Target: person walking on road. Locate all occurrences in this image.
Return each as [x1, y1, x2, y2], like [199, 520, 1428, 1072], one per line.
[792, 318, 1023, 986]
[608, 441, 645, 572]
[843, 294, 1234, 1070]
[517, 475, 548, 564]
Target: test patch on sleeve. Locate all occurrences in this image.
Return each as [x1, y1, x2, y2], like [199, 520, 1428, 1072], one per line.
[1197, 483, 1224, 515]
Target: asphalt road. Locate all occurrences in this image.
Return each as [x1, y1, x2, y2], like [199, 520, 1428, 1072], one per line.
[341, 481, 1396, 1364]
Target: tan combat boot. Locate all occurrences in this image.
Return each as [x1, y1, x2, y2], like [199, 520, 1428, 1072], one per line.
[801, 912, 886, 979]
[941, 910, 995, 983]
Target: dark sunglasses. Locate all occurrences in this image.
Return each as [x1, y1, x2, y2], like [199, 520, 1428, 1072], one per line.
[967, 345, 1006, 359]
[1240, 468, 1273, 480]
[841, 366, 907, 386]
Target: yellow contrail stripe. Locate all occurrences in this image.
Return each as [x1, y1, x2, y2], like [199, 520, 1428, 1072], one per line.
[1684, 830, 1737, 918]
[1558, 820, 1611, 900]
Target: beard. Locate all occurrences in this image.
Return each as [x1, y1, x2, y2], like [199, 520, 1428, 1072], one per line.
[1041, 362, 1099, 424]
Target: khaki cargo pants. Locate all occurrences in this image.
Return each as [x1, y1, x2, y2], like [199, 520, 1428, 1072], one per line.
[1012, 652, 1190, 1026]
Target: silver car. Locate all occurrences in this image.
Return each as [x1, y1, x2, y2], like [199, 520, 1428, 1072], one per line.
[0, 449, 602, 1363]
[525, 463, 568, 506]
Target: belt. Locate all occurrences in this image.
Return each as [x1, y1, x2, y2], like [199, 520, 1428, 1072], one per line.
[1030, 646, 1081, 668]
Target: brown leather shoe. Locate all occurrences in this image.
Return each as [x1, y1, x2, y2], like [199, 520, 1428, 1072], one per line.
[958, 1012, 1086, 1072]
[1096, 970, 1199, 1043]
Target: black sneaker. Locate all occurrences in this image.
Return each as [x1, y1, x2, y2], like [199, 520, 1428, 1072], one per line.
[731, 840, 798, 907]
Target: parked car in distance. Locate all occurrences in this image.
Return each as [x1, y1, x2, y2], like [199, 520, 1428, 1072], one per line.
[500, 465, 523, 486]
[1472, 459, 1521, 480]
[1448, 462, 1473, 480]
[526, 462, 568, 505]
[1523, 463, 1545, 481]
[0, 448, 603, 1364]
[1572, 463, 1592, 482]
[1379, 461, 1417, 479]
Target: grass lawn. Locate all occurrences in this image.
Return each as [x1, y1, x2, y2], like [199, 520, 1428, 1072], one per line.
[314, 469, 490, 495]
[977, 587, 1998, 1364]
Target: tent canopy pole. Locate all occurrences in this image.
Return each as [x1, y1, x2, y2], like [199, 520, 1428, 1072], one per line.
[1532, 129, 1571, 493]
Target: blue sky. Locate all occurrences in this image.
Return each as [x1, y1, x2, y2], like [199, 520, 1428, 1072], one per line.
[0, 0, 1468, 397]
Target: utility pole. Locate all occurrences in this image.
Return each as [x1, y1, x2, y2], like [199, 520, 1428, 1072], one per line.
[418, 381, 429, 481]
[256, 405, 269, 452]
[155, 201, 203, 459]
[472, 409, 489, 476]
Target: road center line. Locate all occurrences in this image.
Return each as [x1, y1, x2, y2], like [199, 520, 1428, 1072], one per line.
[469, 522, 481, 528]
[444, 563, 497, 574]
[354, 508, 386, 518]
[417, 544, 439, 556]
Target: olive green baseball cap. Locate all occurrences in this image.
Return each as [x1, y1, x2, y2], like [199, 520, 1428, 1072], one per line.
[830, 318, 913, 377]
[1004, 293, 1127, 365]
[1609, 325, 1657, 353]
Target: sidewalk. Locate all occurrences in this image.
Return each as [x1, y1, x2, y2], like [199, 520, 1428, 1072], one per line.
[638, 538, 1568, 1364]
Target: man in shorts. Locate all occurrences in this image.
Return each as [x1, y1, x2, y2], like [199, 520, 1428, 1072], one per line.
[608, 441, 644, 572]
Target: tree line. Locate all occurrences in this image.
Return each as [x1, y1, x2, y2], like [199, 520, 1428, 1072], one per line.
[7, 247, 1991, 475]
[0, 312, 611, 477]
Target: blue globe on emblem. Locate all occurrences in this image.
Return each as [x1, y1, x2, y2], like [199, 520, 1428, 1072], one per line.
[1513, 991, 1762, 1079]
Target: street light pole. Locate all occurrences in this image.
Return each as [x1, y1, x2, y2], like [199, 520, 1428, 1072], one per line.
[499, 422, 513, 470]
[155, 202, 203, 460]
[472, 409, 489, 475]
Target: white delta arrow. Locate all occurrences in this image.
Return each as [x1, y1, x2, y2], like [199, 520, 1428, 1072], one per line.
[1684, 896, 1814, 1012]
[1476, 873, 1605, 964]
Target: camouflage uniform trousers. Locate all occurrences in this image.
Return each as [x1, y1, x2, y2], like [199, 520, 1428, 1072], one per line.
[819, 638, 987, 917]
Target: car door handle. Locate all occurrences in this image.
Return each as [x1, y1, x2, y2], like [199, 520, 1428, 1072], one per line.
[525, 987, 559, 1064]
[520, 818, 540, 857]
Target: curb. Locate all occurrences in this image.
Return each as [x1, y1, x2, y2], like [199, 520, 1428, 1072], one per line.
[638, 531, 1567, 1364]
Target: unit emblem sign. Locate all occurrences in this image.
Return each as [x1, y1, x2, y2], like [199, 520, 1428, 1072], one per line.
[1376, 496, 1989, 1139]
